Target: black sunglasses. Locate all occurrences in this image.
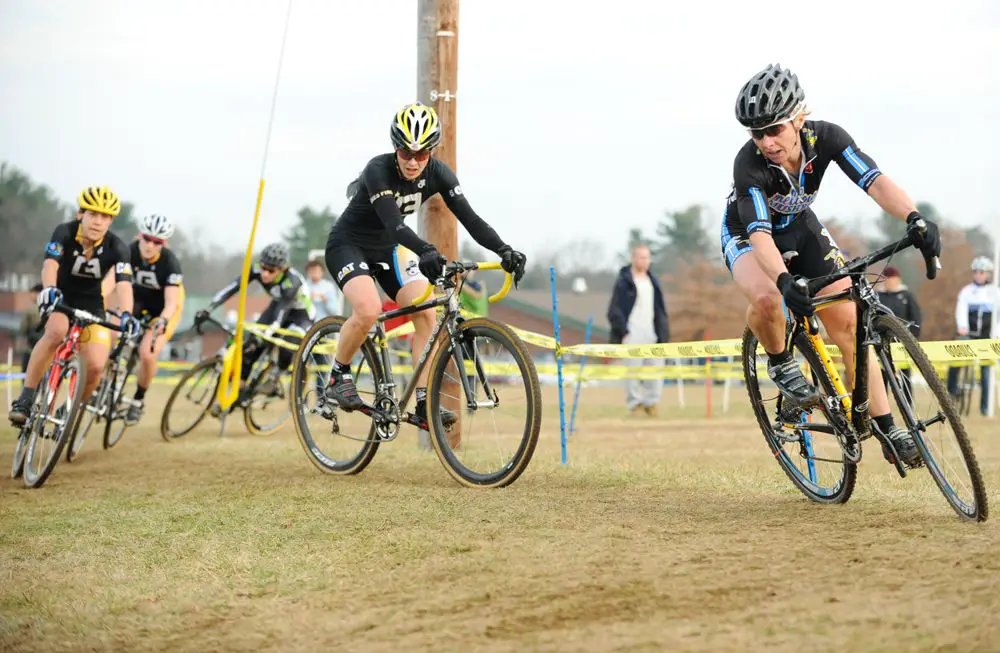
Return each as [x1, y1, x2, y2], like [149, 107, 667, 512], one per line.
[749, 121, 789, 141]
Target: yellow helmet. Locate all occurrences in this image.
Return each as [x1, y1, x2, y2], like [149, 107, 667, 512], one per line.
[390, 103, 442, 152]
[78, 186, 121, 217]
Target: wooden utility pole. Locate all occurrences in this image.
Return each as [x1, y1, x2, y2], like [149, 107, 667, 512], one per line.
[417, 0, 462, 447]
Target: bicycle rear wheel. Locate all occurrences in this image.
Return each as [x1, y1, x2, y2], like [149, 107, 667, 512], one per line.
[243, 360, 292, 436]
[873, 315, 988, 522]
[23, 355, 88, 488]
[290, 316, 382, 475]
[160, 357, 221, 440]
[426, 317, 542, 488]
[104, 357, 139, 449]
[67, 372, 109, 462]
[742, 326, 857, 504]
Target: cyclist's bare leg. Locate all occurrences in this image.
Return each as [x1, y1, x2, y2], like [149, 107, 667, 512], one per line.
[79, 330, 111, 398]
[333, 276, 382, 366]
[137, 329, 165, 389]
[816, 278, 891, 416]
[23, 313, 69, 389]
[731, 254, 785, 354]
[394, 280, 436, 387]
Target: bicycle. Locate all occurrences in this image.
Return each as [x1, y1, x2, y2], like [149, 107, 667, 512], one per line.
[10, 303, 125, 488]
[66, 313, 154, 460]
[742, 227, 988, 521]
[160, 314, 293, 439]
[289, 261, 542, 489]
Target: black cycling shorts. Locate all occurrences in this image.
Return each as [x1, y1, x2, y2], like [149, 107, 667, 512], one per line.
[721, 210, 846, 281]
[325, 243, 426, 299]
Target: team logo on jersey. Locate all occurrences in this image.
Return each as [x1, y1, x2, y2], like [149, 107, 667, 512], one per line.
[136, 270, 160, 289]
[396, 192, 422, 215]
[417, 179, 426, 189]
[447, 185, 463, 198]
[167, 273, 183, 285]
[116, 262, 133, 276]
[337, 263, 355, 282]
[768, 190, 817, 215]
[405, 260, 420, 277]
[71, 256, 102, 279]
[45, 241, 63, 258]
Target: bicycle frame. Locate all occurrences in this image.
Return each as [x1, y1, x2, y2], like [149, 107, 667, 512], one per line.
[787, 231, 937, 438]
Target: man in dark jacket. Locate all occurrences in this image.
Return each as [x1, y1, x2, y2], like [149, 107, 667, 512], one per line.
[607, 244, 670, 416]
[877, 266, 920, 396]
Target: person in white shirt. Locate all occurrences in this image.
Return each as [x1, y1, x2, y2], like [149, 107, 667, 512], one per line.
[305, 259, 343, 319]
[606, 244, 671, 416]
[947, 256, 1000, 415]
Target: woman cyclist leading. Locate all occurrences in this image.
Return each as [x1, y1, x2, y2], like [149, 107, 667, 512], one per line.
[720, 64, 942, 467]
[323, 102, 527, 430]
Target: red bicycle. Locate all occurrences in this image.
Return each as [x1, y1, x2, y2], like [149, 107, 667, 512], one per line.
[11, 303, 125, 488]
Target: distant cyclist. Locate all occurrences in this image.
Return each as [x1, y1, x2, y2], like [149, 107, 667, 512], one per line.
[720, 64, 942, 466]
[947, 256, 1000, 415]
[323, 102, 527, 430]
[116, 214, 185, 424]
[196, 243, 314, 407]
[9, 186, 140, 426]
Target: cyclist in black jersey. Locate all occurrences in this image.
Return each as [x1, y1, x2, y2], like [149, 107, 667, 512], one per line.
[196, 243, 316, 407]
[723, 64, 942, 467]
[9, 186, 141, 426]
[324, 102, 527, 429]
[105, 214, 186, 424]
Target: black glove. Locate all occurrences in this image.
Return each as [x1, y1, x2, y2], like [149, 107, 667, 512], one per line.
[498, 245, 527, 287]
[418, 247, 447, 281]
[195, 309, 211, 324]
[906, 211, 941, 257]
[776, 272, 814, 317]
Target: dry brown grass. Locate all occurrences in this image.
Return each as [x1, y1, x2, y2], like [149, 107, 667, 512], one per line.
[1, 384, 998, 653]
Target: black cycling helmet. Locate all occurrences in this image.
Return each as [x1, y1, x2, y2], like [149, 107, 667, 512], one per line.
[259, 243, 290, 269]
[734, 64, 805, 129]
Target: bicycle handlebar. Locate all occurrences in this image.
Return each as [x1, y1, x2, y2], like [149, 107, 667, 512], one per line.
[411, 261, 514, 306]
[803, 221, 940, 297]
[49, 302, 125, 333]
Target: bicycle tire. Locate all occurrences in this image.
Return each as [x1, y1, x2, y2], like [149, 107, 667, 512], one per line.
[67, 373, 109, 462]
[426, 317, 543, 488]
[243, 361, 292, 436]
[874, 315, 988, 522]
[742, 326, 857, 504]
[160, 357, 221, 441]
[289, 316, 383, 475]
[23, 355, 88, 489]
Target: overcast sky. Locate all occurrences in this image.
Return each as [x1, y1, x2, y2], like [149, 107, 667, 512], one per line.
[1, 0, 997, 266]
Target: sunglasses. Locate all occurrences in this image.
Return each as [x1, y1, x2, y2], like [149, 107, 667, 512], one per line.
[260, 265, 280, 274]
[396, 148, 432, 162]
[749, 120, 790, 141]
[141, 234, 165, 246]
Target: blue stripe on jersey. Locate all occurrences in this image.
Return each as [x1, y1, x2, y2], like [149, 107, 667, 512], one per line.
[747, 221, 772, 233]
[749, 187, 769, 223]
[842, 146, 869, 175]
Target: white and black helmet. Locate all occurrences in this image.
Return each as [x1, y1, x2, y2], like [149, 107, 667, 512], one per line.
[971, 256, 995, 272]
[735, 64, 806, 129]
[259, 243, 290, 269]
[139, 214, 175, 240]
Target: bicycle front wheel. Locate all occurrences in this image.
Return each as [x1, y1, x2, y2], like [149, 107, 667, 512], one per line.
[742, 326, 857, 504]
[874, 315, 988, 522]
[67, 374, 109, 462]
[426, 317, 542, 488]
[23, 355, 88, 488]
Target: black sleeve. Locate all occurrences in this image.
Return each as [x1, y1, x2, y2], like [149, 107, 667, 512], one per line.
[732, 149, 773, 236]
[268, 273, 303, 324]
[363, 161, 434, 255]
[44, 223, 71, 262]
[606, 280, 627, 334]
[111, 238, 133, 283]
[434, 161, 507, 253]
[821, 121, 882, 191]
[907, 290, 922, 338]
[163, 251, 183, 287]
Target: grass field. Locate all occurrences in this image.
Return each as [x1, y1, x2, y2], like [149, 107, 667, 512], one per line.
[1, 383, 998, 652]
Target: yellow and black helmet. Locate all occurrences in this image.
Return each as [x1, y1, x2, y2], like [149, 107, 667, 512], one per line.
[390, 103, 442, 152]
[77, 186, 121, 217]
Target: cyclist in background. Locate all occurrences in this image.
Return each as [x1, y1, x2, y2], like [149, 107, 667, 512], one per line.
[9, 186, 140, 426]
[947, 256, 1000, 415]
